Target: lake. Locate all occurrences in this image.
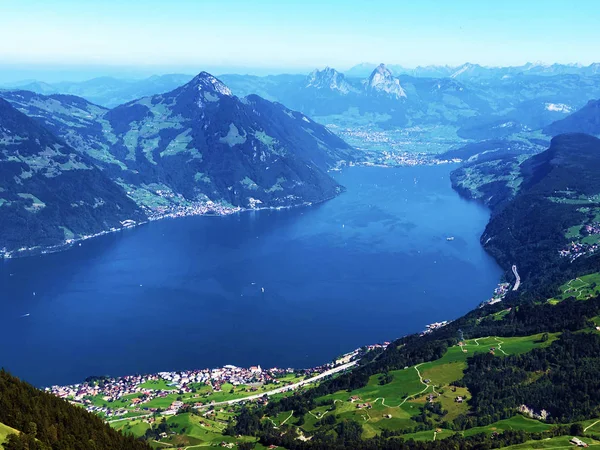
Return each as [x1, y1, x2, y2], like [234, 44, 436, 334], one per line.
[0, 165, 502, 386]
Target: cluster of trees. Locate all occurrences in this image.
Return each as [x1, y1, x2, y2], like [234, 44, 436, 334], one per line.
[258, 427, 577, 450]
[460, 331, 600, 427]
[0, 370, 150, 450]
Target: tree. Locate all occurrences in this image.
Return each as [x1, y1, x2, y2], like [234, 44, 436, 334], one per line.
[570, 423, 584, 436]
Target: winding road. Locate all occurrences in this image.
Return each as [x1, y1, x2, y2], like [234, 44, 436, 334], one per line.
[512, 265, 521, 291]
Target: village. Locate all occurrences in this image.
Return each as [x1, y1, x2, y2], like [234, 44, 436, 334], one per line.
[559, 241, 600, 261]
[47, 343, 389, 421]
[479, 282, 511, 307]
[146, 196, 241, 221]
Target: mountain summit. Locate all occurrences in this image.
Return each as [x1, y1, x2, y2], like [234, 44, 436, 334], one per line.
[364, 63, 407, 98]
[184, 71, 233, 99]
[306, 67, 354, 94]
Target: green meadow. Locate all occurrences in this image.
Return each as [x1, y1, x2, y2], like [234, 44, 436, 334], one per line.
[0, 422, 20, 448]
[549, 272, 600, 303]
[266, 333, 558, 440]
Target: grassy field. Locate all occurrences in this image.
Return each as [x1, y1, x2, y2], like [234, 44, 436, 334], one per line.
[399, 415, 552, 442]
[0, 422, 19, 448]
[503, 435, 600, 449]
[462, 415, 553, 437]
[272, 334, 559, 440]
[549, 272, 600, 303]
[138, 379, 179, 391]
[579, 417, 600, 433]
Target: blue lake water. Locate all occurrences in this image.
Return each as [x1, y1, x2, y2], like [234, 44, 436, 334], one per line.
[0, 165, 502, 386]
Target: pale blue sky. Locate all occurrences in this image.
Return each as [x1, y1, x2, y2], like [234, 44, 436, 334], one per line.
[2, 0, 599, 72]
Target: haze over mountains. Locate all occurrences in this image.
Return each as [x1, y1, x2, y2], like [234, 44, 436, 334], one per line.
[344, 61, 600, 79]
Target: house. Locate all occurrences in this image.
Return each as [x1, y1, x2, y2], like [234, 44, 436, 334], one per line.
[383, 414, 392, 419]
[455, 396, 464, 403]
[349, 396, 360, 402]
[356, 403, 372, 409]
[423, 379, 431, 384]
[570, 437, 589, 447]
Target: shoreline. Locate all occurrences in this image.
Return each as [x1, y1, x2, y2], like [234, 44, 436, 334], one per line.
[0, 193, 341, 261]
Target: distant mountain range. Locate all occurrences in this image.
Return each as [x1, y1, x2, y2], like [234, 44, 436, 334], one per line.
[0, 73, 357, 254]
[1, 74, 194, 108]
[5, 63, 600, 135]
[344, 61, 600, 80]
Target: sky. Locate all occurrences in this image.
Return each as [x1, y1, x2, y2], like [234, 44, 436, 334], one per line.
[1, 0, 600, 80]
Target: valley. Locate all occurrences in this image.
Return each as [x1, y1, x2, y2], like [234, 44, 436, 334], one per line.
[3, 57, 600, 450]
[5, 1, 600, 449]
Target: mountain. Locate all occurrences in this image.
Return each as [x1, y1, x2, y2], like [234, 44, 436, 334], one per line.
[99, 72, 352, 210]
[481, 133, 600, 287]
[543, 99, 600, 136]
[1, 73, 357, 226]
[0, 98, 144, 253]
[306, 67, 355, 94]
[363, 63, 407, 98]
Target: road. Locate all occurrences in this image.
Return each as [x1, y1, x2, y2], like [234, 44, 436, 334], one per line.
[194, 361, 358, 409]
[512, 265, 521, 291]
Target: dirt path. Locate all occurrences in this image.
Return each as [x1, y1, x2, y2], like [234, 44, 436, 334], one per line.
[584, 419, 600, 432]
[279, 411, 294, 427]
[494, 337, 508, 355]
[399, 364, 431, 406]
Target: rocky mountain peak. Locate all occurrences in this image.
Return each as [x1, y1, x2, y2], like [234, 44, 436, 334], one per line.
[306, 67, 353, 94]
[364, 63, 407, 98]
[187, 72, 233, 97]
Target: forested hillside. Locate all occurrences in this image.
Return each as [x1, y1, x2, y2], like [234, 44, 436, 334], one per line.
[0, 370, 150, 450]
